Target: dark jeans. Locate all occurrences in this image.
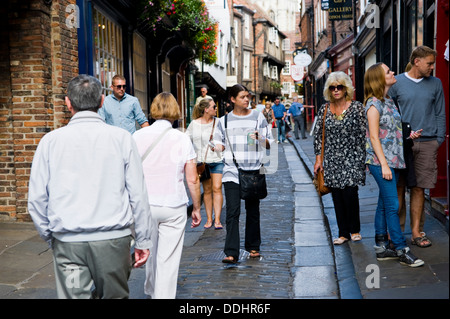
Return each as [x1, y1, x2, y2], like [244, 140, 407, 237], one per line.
[330, 186, 361, 238]
[223, 182, 261, 258]
[293, 115, 306, 139]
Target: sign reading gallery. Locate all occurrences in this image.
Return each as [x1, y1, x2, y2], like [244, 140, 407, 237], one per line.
[328, 0, 353, 20]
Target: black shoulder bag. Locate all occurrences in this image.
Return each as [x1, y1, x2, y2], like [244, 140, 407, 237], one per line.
[225, 114, 267, 200]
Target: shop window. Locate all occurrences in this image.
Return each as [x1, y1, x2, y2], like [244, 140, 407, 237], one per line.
[133, 32, 148, 115]
[93, 8, 124, 95]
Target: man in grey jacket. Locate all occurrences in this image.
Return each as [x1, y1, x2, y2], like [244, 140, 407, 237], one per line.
[28, 75, 152, 298]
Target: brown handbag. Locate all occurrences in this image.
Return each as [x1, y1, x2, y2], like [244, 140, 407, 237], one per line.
[313, 104, 331, 196]
[196, 118, 215, 182]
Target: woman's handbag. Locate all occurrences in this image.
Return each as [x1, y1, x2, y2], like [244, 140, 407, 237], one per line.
[313, 105, 331, 196]
[196, 118, 215, 182]
[196, 162, 211, 182]
[225, 114, 267, 200]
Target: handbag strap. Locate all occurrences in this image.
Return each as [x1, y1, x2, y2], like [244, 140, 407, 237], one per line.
[203, 117, 215, 163]
[141, 126, 172, 162]
[320, 104, 328, 162]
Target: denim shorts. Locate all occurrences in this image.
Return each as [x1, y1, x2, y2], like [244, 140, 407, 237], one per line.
[208, 162, 224, 174]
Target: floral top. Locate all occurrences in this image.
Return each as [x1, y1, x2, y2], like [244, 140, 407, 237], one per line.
[314, 101, 366, 188]
[364, 97, 405, 169]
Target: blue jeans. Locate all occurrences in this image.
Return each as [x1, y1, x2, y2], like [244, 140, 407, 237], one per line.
[368, 165, 407, 250]
[276, 119, 286, 142]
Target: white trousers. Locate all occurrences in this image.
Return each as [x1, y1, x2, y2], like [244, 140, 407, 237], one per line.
[144, 205, 187, 299]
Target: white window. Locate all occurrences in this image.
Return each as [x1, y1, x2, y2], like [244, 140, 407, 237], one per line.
[271, 66, 278, 80]
[282, 60, 291, 75]
[282, 82, 291, 94]
[263, 62, 270, 77]
[243, 51, 251, 79]
[244, 14, 250, 39]
[269, 27, 277, 43]
[93, 8, 123, 95]
[282, 39, 291, 51]
[234, 19, 239, 47]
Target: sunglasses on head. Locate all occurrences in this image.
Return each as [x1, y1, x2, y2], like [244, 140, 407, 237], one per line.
[113, 85, 126, 89]
[329, 85, 345, 91]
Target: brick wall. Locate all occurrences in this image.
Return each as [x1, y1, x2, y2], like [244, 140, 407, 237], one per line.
[0, 0, 78, 222]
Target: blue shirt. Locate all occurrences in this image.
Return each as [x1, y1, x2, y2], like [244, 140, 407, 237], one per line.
[288, 102, 303, 117]
[272, 103, 286, 119]
[98, 93, 148, 134]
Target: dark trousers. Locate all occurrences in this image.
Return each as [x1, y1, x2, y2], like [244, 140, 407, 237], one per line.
[330, 186, 361, 238]
[223, 182, 261, 258]
[293, 115, 306, 139]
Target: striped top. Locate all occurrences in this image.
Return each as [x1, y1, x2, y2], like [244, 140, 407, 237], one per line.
[213, 110, 274, 184]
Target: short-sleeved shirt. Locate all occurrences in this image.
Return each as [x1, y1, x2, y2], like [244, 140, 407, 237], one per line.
[98, 93, 148, 134]
[288, 102, 303, 117]
[133, 120, 197, 207]
[213, 110, 274, 184]
[272, 103, 286, 119]
[365, 97, 405, 169]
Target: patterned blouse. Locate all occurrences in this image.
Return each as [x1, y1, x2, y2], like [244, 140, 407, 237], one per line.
[364, 97, 405, 169]
[314, 101, 366, 189]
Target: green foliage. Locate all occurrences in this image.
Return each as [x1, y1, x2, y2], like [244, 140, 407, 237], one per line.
[140, 0, 217, 64]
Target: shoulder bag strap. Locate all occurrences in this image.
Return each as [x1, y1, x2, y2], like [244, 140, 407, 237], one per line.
[203, 117, 215, 163]
[225, 114, 240, 170]
[320, 104, 328, 163]
[141, 126, 172, 162]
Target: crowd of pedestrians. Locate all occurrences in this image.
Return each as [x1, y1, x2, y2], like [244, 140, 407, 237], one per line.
[27, 45, 445, 298]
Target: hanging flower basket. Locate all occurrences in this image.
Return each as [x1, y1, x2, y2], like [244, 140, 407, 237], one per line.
[139, 0, 218, 65]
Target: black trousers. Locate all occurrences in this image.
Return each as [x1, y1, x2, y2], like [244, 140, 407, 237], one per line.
[330, 186, 361, 238]
[223, 182, 261, 258]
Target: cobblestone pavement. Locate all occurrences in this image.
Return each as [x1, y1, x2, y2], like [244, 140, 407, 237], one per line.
[175, 143, 296, 299]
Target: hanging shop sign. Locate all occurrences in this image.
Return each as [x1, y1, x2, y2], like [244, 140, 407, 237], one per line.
[291, 64, 305, 82]
[293, 52, 312, 67]
[328, 0, 353, 20]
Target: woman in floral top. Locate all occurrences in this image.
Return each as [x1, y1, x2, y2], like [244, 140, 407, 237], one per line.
[313, 71, 366, 245]
[365, 62, 424, 267]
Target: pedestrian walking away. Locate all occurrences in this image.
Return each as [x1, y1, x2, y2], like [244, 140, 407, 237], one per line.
[28, 74, 152, 299]
[288, 96, 306, 139]
[98, 74, 149, 134]
[272, 97, 287, 143]
[364, 62, 424, 267]
[133, 92, 202, 299]
[186, 97, 224, 230]
[213, 84, 274, 264]
[313, 71, 366, 245]
[389, 45, 446, 248]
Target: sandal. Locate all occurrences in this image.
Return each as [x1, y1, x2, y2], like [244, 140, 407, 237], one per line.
[351, 233, 362, 241]
[411, 235, 432, 248]
[222, 256, 237, 264]
[333, 237, 349, 245]
[249, 250, 260, 258]
[214, 223, 223, 230]
[204, 221, 213, 229]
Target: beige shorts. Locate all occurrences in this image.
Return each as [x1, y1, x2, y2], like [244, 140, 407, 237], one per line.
[412, 140, 439, 189]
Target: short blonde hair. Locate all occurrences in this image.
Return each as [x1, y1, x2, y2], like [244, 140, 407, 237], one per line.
[150, 92, 181, 122]
[323, 71, 354, 102]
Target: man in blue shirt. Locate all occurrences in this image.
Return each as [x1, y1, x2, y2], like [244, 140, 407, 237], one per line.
[288, 96, 306, 139]
[272, 97, 287, 143]
[98, 75, 149, 134]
